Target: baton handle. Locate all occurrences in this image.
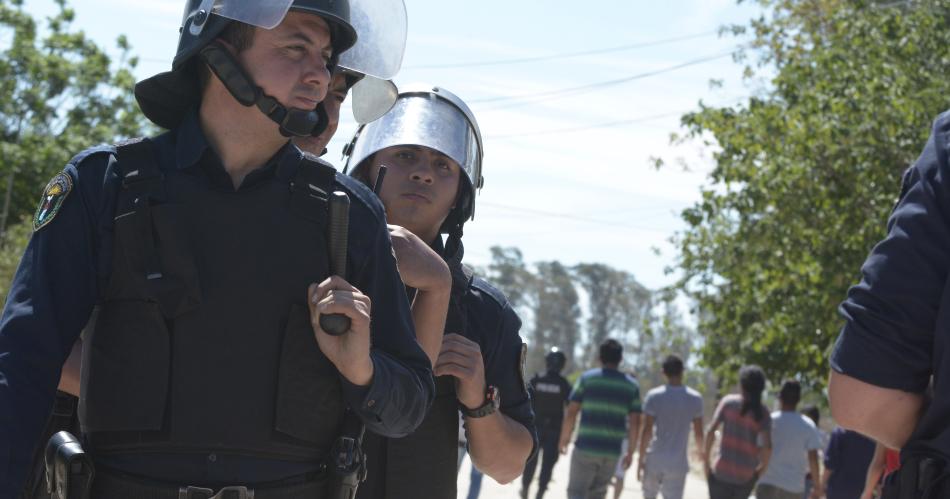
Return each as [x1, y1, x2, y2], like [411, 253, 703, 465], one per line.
[320, 191, 351, 336]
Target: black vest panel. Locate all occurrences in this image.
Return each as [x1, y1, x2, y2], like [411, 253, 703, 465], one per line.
[357, 262, 473, 499]
[532, 372, 568, 430]
[79, 140, 342, 462]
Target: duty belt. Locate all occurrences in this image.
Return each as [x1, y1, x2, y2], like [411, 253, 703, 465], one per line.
[91, 466, 328, 499]
[885, 456, 950, 499]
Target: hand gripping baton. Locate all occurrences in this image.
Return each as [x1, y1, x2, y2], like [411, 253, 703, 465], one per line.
[320, 191, 352, 335]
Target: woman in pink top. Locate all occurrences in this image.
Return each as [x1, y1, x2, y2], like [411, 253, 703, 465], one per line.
[704, 365, 774, 499]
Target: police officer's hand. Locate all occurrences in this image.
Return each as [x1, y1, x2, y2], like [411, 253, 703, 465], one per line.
[434, 333, 486, 410]
[387, 225, 451, 293]
[309, 276, 373, 386]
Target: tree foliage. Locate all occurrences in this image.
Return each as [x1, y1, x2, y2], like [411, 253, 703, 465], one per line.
[484, 246, 677, 378]
[0, 0, 150, 234]
[669, 0, 950, 388]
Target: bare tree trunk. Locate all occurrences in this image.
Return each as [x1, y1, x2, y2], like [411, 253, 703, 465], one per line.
[0, 168, 14, 237]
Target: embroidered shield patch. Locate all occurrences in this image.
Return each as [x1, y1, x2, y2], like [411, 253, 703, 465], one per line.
[33, 172, 72, 231]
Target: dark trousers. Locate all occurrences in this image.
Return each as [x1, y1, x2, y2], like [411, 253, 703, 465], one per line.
[522, 426, 560, 496]
[707, 471, 757, 499]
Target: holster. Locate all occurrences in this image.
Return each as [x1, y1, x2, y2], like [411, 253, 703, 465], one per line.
[883, 455, 950, 499]
[326, 412, 366, 499]
[44, 431, 94, 499]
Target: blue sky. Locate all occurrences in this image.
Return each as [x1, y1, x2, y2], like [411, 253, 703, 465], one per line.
[27, 0, 765, 289]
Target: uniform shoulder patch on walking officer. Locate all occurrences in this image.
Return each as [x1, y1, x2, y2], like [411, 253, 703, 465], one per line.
[518, 342, 529, 395]
[33, 171, 72, 231]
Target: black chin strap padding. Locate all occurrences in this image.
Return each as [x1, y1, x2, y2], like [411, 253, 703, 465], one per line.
[199, 42, 259, 106]
[283, 106, 324, 137]
[200, 40, 325, 138]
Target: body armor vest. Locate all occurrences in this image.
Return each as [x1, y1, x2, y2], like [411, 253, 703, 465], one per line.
[357, 253, 473, 499]
[79, 139, 343, 462]
[532, 372, 568, 431]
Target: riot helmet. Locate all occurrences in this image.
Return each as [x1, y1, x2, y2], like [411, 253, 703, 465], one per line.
[135, 0, 405, 136]
[545, 348, 567, 373]
[343, 85, 484, 237]
[335, 0, 406, 124]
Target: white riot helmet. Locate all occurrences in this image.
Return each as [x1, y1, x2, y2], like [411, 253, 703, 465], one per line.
[343, 85, 484, 235]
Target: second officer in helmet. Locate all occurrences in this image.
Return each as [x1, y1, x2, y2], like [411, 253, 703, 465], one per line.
[0, 0, 432, 497]
[340, 85, 538, 499]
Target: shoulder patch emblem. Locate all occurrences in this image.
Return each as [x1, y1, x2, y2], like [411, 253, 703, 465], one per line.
[33, 172, 73, 231]
[518, 342, 528, 395]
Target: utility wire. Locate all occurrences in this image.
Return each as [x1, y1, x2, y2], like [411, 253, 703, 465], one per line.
[405, 30, 719, 70]
[486, 111, 684, 139]
[486, 96, 748, 139]
[479, 201, 672, 232]
[471, 50, 738, 111]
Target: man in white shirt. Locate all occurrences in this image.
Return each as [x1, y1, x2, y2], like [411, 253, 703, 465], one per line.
[756, 380, 823, 499]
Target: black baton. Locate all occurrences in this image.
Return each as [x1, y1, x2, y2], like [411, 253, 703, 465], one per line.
[320, 191, 352, 335]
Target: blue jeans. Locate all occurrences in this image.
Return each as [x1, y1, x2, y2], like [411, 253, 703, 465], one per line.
[467, 465, 484, 499]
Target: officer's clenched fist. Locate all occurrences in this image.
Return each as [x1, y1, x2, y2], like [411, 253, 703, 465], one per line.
[309, 276, 374, 386]
[435, 333, 486, 409]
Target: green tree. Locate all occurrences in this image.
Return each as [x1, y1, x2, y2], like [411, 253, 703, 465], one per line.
[668, 0, 950, 388]
[0, 0, 149, 235]
[572, 263, 653, 366]
[531, 261, 581, 375]
[0, 216, 30, 303]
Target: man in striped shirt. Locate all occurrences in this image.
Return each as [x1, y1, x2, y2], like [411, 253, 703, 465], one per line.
[560, 339, 642, 499]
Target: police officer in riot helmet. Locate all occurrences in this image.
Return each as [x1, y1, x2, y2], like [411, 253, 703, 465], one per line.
[522, 348, 572, 499]
[0, 0, 433, 497]
[341, 85, 538, 499]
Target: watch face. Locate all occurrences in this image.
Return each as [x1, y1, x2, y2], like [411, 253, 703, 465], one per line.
[488, 386, 500, 410]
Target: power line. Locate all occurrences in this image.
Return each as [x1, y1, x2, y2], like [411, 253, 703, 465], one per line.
[485, 96, 748, 139]
[479, 201, 672, 232]
[405, 30, 719, 70]
[471, 50, 738, 111]
[486, 111, 684, 139]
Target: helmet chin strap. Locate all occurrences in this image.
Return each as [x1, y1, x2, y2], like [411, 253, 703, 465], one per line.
[199, 41, 329, 138]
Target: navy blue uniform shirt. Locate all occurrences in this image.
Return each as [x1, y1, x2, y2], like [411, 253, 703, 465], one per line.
[462, 275, 537, 453]
[0, 110, 434, 495]
[832, 109, 950, 462]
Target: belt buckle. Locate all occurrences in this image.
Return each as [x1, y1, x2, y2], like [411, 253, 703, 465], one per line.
[179, 486, 255, 499]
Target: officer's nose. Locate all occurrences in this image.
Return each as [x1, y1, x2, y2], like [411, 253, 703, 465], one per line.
[410, 169, 434, 184]
[302, 59, 330, 102]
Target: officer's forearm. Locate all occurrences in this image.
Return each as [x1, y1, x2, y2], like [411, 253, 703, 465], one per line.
[466, 412, 533, 484]
[57, 340, 83, 397]
[828, 370, 923, 449]
[410, 287, 450, 367]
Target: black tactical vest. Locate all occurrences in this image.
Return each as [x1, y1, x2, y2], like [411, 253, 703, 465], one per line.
[532, 372, 568, 431]
[78, 139, 343, 462]
[357, 252, 473, 499]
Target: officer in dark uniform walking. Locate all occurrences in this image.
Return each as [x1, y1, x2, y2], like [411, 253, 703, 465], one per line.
[0, 1, 433, 497]
[521, 348, 573, 499]
[341, 85, 538, 499]
[829, 110, 950, 499]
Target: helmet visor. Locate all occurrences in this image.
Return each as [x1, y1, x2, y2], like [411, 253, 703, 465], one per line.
[188, 0, 295, 31]
[348, 93, 480, 188]
[337, 0, 407, 80]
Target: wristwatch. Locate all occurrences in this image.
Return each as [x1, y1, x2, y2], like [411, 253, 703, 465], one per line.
[461, 386, 500, 418]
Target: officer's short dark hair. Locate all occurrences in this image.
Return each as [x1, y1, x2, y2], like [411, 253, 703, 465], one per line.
[199, 22, 257, 90]
[779, 380, 801, 407]
[661, 354, 684, 377]
[599, 339, 623, 365]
